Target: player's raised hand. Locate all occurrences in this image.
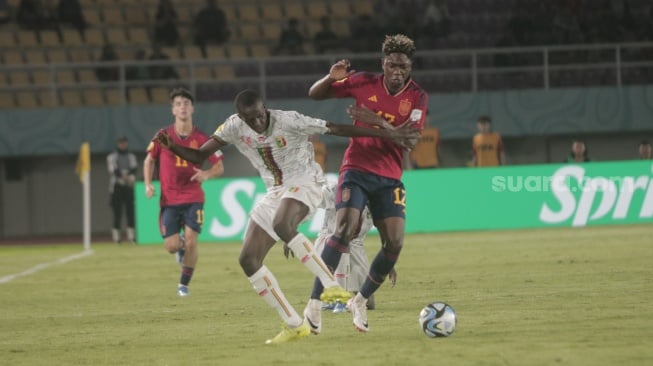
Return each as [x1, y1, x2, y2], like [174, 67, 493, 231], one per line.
[391, 122, 420, 150]
[190, 167, 208, 182]
[153, 129, 173, 149]
[347, 105, 394, 130]
[329, 59, 355, 80]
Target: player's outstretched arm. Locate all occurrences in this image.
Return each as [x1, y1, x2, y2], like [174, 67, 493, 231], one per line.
[153, 129, 225, 165]
[308, 59, 355, 100]
[325, 122, 419, 150]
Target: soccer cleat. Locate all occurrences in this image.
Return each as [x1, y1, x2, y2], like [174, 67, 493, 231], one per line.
[177, 285, 189, 297]
[265, 322, 311, 344]
[333, 302, 349, 313]
[348, 295, 369, 333]
[321, 302, 335, 310]
[320, 285, 352, 304]
[303, 300, 322, 335]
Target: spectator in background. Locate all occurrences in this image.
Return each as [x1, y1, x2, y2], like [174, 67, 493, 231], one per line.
[409, 111, 441, 169]
[107, 136, 138, 244]
[309, 135, 327, 173]
[153, 0, 179, 46]
[274, 17, 304, 55]
[57, 0, 86, 37]
[148, 44, 179, 80]
[420, 0, 450, 40]
[95, 43, 120, 82]
[639, 140, 652, 159]
[313, 16, 340, 54]
[193, 0, 230, 57]
[472, 115, 505, 167]
[17, 0, 58, 31]
[126, 48, 150, 82]
[565, 139, 591, 163]
[350, 14, 378, 52]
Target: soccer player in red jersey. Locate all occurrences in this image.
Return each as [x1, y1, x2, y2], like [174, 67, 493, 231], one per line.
[306, 34, 428, 333]
[144, 88, 224, 297]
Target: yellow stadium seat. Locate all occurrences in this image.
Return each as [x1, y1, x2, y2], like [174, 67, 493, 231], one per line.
[261, 22, 282, 41]
[306, 19, 321, 37]
[106, 27, 127, 45]
[0, 31, 15, 47]
[228, 44, 248, 59]
[307, 1, 328, 18]
[103, 8, 124, 26]
[25, 50, 47, 64]
[284, 1, 305, 18]
[17, 91, 40, 109]
[17, 31, 39, 47]
[194, 65, 214, 80]
[62, 29, 83, 46]
[39, 90, 57, 108]
[221, 4, 236, 20]
[206, 46, 226, 60]
[162, 46, 181, 60]
[332, 20, 351, 37]
[183, 46, 204, 60]
[250, 44, 270, 58]
[61, 90, 84, 107]
[106, 88, 124, 105]
[238, 23, 260, 41]
[69, 49, 92, 62]
[177, 6, 194, 24]
[83, 8, 102, 26]
[47, 49, 69, 63]
[32, 70, 53, 85]
[85, 28, 105, 47]
[0, 92, 16, 109]
[40, 31, 60, 46]
[3, 50, 25, 64]
[238, 4, 260, 21]
[128, 87, 150, 104]
[78, 69, 98, 83]
[261, 3, 283, 20]
[150, 87, 170, 104]
[8, 71, 31, 86]
[124, 6, 148, 26]
[56, 70, 77, 84]
[0, 72, 7, 87]
[215, 64, 235, 80]
[352, 0, 373, 14]
[128, 27, 150, 45]
[85, 88, 106, 106]
[330, 0, 351, 17]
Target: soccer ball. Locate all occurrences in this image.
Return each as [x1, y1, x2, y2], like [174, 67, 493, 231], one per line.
[418, 302, 457, 338]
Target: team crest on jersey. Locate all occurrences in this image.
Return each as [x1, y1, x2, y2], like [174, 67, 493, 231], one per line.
[288, 186, 299, 193]
[241, 136, 253, 147]
[276, 137, 287, 148]
[258, 135, 266, 143]
[398, 99, 412, 116]
[190, 140, 199, 149]
[341, 187, 351, 202]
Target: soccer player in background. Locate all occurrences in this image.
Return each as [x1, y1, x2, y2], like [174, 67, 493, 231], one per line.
[472, 115, 505, 167]
[307, 34, 428, 333]
[144, 88, 225, 297]
[153, 89, 418, 344]
[409, 111, 441, 169]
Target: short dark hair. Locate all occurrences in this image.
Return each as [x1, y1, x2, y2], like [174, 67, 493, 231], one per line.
[235, 89, 262, 110]
[117, 136, 128, 143]
[382, 34, 416, 58]
[169, 87, 194, 104]
[477, 115, 492, 123]
[640, 140, 651, 146]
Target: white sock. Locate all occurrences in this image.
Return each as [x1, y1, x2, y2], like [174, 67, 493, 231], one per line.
[334, 253, 350, 291]
[287, 233, 339, 288]
[248, 266, 302, 327]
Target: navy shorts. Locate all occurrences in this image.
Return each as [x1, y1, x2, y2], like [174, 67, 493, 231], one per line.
[159, 202, 204, 238]
[336, 169, 406, 220]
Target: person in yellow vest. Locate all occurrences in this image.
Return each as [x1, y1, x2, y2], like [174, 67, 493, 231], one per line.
[472, 115, 505, 167]
[310, 134, 327, 172]
[409, 112, 441, 168]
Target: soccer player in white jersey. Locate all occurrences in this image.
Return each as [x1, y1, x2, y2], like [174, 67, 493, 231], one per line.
[153, 89, 418, 344]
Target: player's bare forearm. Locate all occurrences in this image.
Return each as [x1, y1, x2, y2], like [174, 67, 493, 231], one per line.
[169, 144, 206, 165]
[205, 160, 225, 179]
[308, 75, 336, 100]
[143, 155, 155, 186]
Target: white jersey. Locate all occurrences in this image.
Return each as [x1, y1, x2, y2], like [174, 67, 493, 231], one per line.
[319, 184, 374, 247]
[214, 109, 329, 188]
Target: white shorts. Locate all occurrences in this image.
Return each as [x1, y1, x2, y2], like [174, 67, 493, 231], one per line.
[250, 182, 324, 242]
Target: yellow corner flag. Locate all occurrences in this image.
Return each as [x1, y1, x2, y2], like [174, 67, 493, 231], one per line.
[75, 142, 91, 183]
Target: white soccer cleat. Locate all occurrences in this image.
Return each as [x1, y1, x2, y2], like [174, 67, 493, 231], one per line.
[303, 299, 322, 335]
[348, 294, 369, 333]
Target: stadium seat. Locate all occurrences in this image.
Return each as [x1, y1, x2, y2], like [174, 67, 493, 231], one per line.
[215, 64, 236, 80]
[206, 46, 226, 60]
[3, 50, 24, 64]
[162, 46, 181, 60]
[183, 46, 204, 60]
[284, 1, 305, 18]
[85, 28, 105, 47]
[83, 8, 102, 26]
[352, 0, 373, 14]
[127, 27, 150, 45]
[16, 91, 39, 109]
[0, 72, 7, 87]
[103, 8, 125, 26]
[228, 44, 248, 59]
[307, 0, 328, 18]
[150, 87, 170, 104]
[40, 31, 61, 46]
[261, 22, 282, 41]
[56, 70, 77, 84]
[250, 44, 270, 58]
[329, 0, 351, 17]
[25, 50, 47, 64]
[0, 31, 15, 48]
[106, 28, 128, 45]
[0, 92, 16, 109]
[106, 88, 124, 105]
[194, 65, 214, 80]
[17, 31, 39, 47]
[128, 87, 150, 104]
[261, 3, 283, 20]
[69, 49, 92, 63]
[238, 4, 260, 21]
[78, 69, 98, 83]
[32, 70, 53, 85]
[84, 88, 106, 106]
[176, 6, 194, 24]
[61, 90, 84, 107]
[124, 6, 148, 26]
[38, 89, 56, 108]
[62, 29, 84, 46]
[238, 23, 260, 41]
[47, 49, 69, 63]
[8, 71, 31, 86]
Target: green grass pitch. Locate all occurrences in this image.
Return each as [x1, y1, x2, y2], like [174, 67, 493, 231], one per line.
[1, 225, 652, 366]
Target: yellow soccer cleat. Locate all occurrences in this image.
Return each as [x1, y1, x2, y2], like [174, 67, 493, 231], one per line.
[265, 322, 311, 345]
[320, 285, 352, 304]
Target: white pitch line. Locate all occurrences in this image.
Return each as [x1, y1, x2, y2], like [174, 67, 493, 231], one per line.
[0, 249, 94, 284]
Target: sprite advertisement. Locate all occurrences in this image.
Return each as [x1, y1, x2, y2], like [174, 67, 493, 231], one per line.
[135, 160, 653, 244]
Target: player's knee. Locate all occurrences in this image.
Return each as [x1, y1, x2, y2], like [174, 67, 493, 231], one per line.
[383, 237, 404, 253]
[271, 220, 294, 242]
[334, 222, 357, 242]
[164, 241, 178, 254]
[238, 251, 261, 275]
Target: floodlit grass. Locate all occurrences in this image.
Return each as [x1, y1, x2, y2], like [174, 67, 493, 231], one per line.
[1, 225, 652, 366]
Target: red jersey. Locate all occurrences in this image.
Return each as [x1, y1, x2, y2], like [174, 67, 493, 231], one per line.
[331, 72, 428, 180]
[147, 125, 222, 207]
